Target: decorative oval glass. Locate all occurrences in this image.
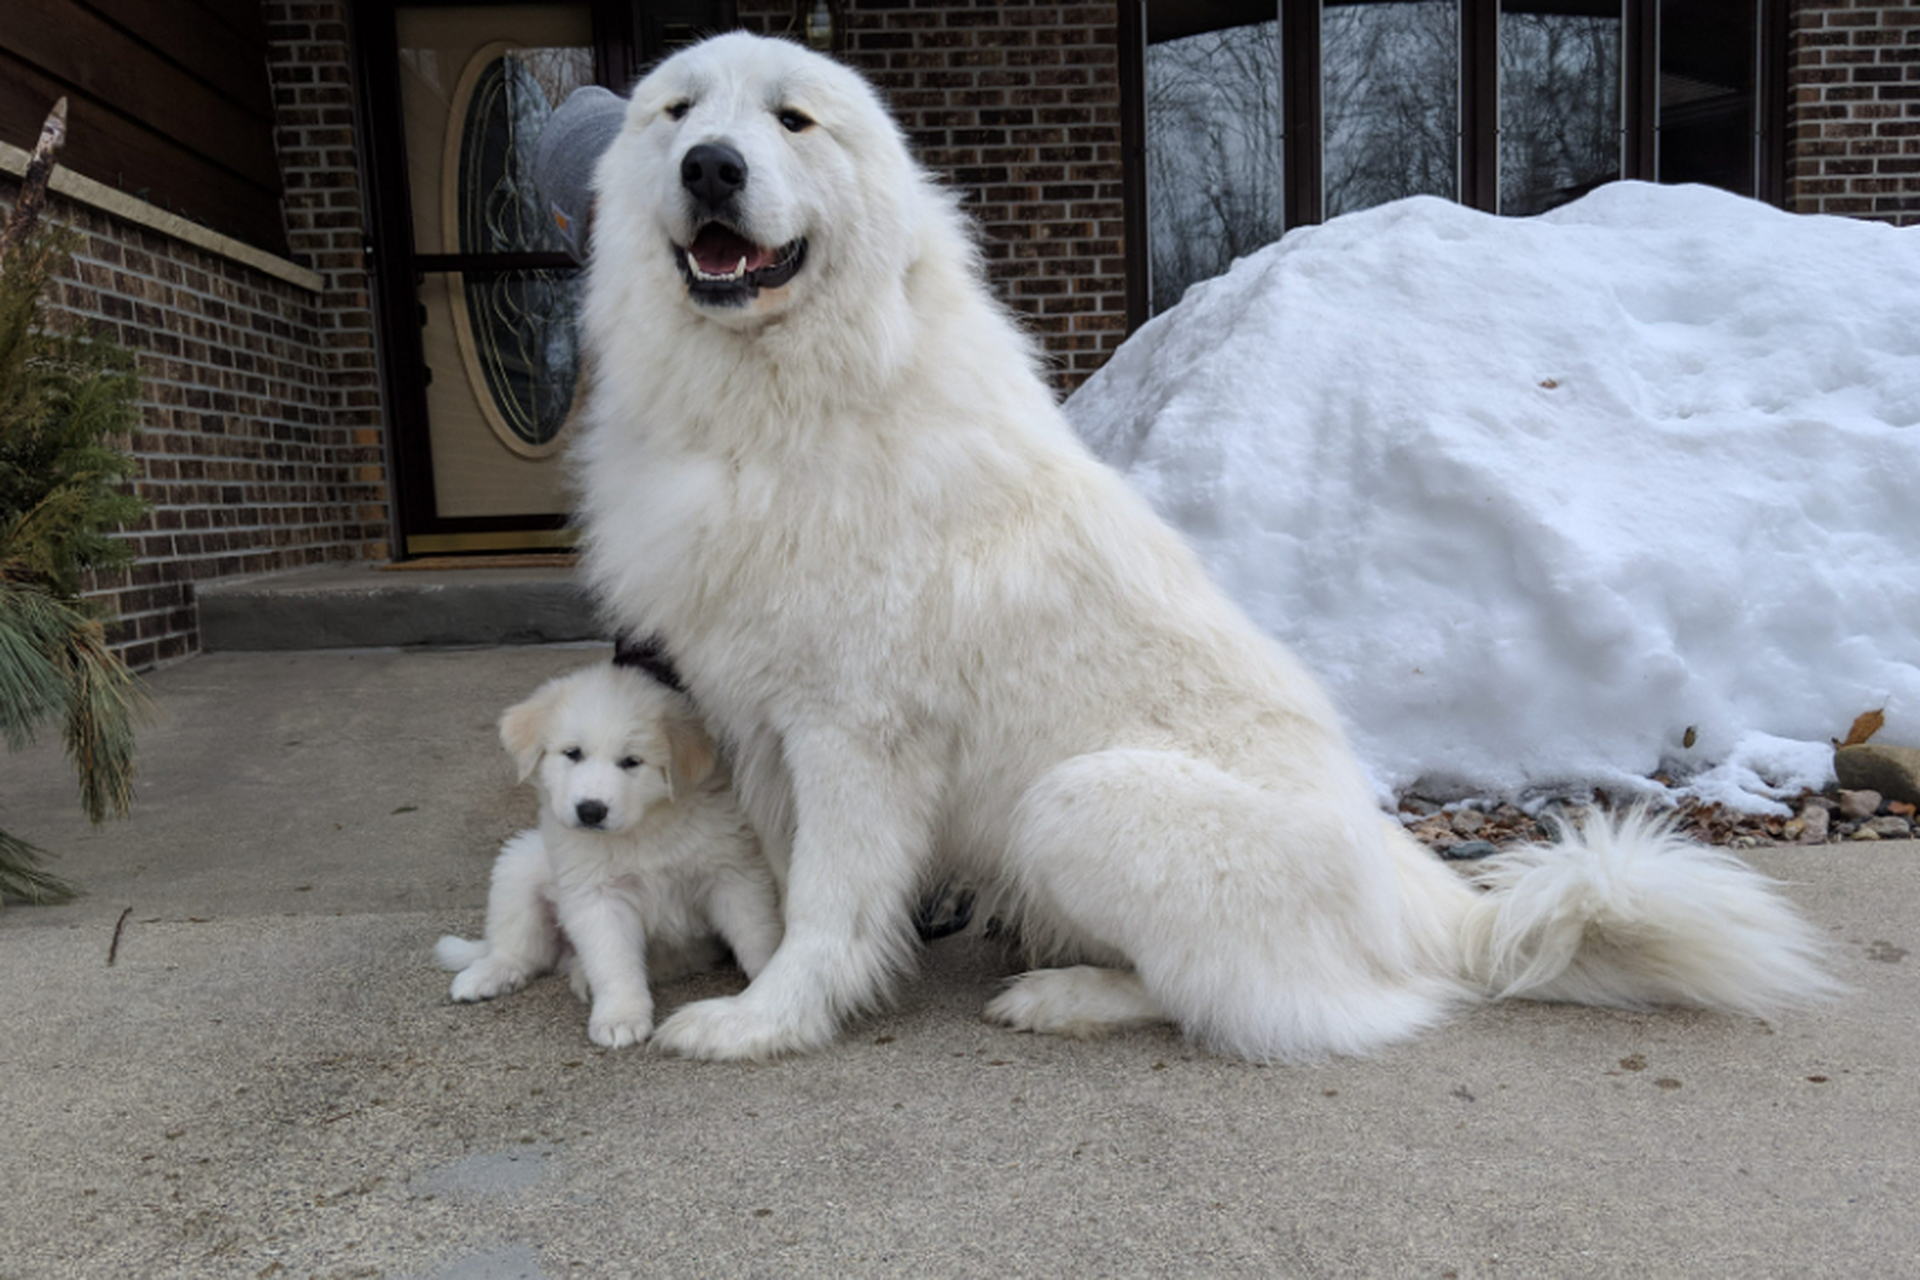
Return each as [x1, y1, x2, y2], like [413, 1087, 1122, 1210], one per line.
[442, 43, 586, 458]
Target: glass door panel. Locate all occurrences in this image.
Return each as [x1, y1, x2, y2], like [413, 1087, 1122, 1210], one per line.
[1321, 0, 1460, 219]
[1143, 17, 1286, 314]
[1498, 1, 1623, 216]
[397, 4, 591, 523]
[1658, 0, 1757, 196]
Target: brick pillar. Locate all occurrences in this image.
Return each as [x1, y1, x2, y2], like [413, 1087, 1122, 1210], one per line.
[266, 0, 392, 557]
[1788, 0, 1920, 225]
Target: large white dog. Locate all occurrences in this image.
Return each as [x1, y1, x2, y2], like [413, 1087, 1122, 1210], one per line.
[574, 32, 1838, 1062]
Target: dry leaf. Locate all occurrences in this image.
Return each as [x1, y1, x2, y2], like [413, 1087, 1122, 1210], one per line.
[1841, 709, 1885, 747]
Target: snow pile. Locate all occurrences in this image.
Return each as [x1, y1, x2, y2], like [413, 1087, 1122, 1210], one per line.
[1066, 182, 1920, 814]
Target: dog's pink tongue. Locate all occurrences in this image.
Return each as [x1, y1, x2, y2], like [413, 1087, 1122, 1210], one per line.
[689, 225, 776, 274]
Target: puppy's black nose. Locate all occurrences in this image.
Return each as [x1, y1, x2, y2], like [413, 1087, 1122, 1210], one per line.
[681, 143, 748, 208]
[575, 800, 608, 828]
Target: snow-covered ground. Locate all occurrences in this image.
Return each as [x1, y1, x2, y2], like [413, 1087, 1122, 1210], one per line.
[1066, 182, 1920, 814]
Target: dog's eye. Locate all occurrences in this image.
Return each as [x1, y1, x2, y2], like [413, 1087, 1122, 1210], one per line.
[618, 756, 643, 771]
[776, 108, 813, 134]
[665, 100, 692, 122]
[562, 747, 584, 763]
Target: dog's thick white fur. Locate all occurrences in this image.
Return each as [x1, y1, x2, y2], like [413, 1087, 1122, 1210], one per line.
[574, 33, 1839, 1062]
[434, 664, 782, 1048]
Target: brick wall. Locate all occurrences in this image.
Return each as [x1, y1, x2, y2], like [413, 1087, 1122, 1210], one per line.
[0, 1, 387, 670]
[267, 0, 390, 555]
[1788, 0, 1920, 224]
[736, 1, 1130, 391]
[56, 205, 356, 670]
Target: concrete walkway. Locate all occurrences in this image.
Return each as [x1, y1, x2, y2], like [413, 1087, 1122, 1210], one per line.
[3, 646, 1916, 1279]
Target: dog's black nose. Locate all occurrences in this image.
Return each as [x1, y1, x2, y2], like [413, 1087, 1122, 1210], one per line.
[575, 800, 608, 828]
[681, 143, 748, 208]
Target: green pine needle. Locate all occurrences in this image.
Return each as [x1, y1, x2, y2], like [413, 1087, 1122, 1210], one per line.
[1, 226, 151, 902]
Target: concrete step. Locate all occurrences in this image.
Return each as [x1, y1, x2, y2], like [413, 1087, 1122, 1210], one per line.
[196, 562, 606, 652]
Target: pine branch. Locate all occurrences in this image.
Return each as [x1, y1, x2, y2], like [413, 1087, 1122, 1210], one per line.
[0, 147, 151, 900]
[0, 826, 77, 905]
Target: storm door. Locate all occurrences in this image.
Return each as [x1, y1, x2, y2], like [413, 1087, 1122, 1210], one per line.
[356, 1, 734, 556]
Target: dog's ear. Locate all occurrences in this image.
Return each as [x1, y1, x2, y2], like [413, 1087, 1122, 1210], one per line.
[499, 683, 558, 783]
[662, 706, 717, 803]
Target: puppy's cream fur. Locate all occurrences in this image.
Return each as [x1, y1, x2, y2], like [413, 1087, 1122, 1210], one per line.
[575, 33, 1838, 1062]
[435, 664, 781, 1049]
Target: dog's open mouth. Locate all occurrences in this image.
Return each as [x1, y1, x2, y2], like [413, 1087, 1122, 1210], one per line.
[675, 225, 807, 305]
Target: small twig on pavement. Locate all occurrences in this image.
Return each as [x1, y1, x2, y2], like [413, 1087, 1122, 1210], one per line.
[107, 906, 132, 966]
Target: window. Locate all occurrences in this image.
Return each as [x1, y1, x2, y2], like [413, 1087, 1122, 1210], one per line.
[1498, 2, 1622, 216]
[1144, 20, 1286, 311]
[1133, 0, 1780, 317]
[1657, 0, 1759, 195]
[1322, 1, 1459, 219]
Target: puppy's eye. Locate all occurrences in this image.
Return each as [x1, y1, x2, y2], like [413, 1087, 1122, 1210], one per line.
[665, 100, 692, 122]
[562, 747, 584, 763]
[776, 108, 813, 134]
[618, 756, 643, 771]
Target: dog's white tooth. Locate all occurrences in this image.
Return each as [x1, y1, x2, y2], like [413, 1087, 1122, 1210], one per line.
[734, 256, 749, 279]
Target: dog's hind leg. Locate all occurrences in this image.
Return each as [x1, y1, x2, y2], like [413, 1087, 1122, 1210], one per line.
[651, 729, 934, 1060]
[997, 749, 1468, 1063]
[706, 864, 785, 979]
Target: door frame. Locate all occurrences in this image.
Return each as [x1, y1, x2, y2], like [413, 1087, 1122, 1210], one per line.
[352, 0, 737, 557]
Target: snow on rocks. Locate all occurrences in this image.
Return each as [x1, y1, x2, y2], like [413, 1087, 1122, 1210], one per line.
[1066, 181, 1920, 817]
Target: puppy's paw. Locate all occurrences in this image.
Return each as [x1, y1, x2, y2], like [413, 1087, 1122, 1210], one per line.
[650, 995, 829, 1062]
[449, 953, 532, 1003]
[984, 966, 1162, 1039]
[587, 997, 654, 1049]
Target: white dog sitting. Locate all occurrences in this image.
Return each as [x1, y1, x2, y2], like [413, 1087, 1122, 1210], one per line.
[570, 33, 1836, 1064]
[435, 663, 782, 1048]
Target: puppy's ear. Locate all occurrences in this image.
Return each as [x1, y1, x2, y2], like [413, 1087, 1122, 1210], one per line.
[499, 683, 559, 783]
[662, 706, 717, 803]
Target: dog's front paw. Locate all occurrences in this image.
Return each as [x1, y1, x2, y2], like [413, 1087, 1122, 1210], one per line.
[650, 995, 830, 1062]
[588, 997, 654, 1049]
[449, 954, 531, 1003]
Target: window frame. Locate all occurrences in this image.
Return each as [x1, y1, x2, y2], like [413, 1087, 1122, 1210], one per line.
[1126, 0, 1787, 326]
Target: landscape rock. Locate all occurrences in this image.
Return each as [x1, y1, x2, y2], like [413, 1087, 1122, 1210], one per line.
[1796, 804, 1831, 844]
[1864, 815, 1914, 839]
[1834, 744, 1920, 808]
[1838, 789, 1884, 821]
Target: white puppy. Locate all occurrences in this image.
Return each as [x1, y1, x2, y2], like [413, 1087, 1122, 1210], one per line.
[574, 33, 1837, 1062]
[435, 664, 782, 1048]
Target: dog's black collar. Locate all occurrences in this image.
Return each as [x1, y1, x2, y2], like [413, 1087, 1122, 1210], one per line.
[612, 630, 687, 694]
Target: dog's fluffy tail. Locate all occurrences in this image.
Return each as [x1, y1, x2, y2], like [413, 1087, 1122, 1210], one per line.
[433, 935, 491, 972]
[1456, 808, 1844, 1017]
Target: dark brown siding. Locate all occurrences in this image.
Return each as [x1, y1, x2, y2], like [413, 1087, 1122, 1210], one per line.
[0, 0, 286, 254]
